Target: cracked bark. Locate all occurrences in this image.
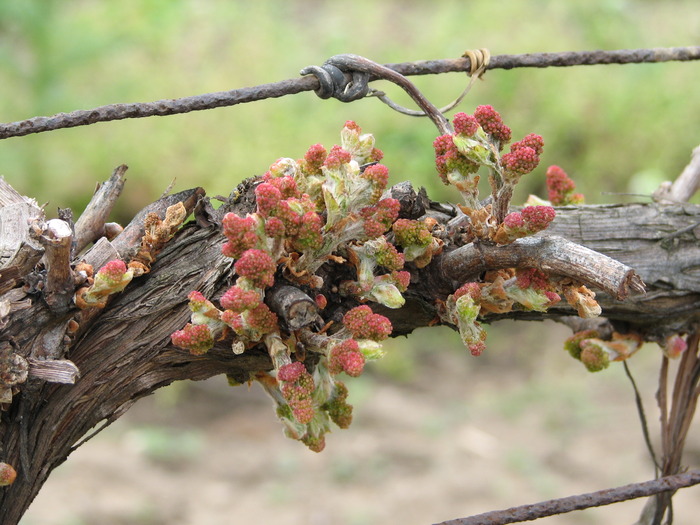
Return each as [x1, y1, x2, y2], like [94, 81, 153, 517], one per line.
[0, 178, 698, 523]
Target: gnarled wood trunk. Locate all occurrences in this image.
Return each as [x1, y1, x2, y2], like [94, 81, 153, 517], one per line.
[0, 172, 698, 524]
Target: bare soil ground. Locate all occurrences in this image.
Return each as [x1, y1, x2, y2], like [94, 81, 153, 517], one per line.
[21, 322, 700, 525]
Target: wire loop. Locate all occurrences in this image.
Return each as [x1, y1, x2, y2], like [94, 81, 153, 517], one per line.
[299, 61, 370, 102]
[367, 48, 491, 118]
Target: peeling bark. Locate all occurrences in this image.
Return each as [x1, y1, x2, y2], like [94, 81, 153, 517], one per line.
[0, 176, 698, 523]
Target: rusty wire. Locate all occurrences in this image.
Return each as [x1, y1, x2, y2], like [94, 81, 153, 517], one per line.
[0, 46, 698, 140]
[433, 470, 700, 525]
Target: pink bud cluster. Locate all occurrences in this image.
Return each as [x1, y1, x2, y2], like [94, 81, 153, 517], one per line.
[496, 205, 556, 243]
[97, 259, 128, 284]
[171, 323, 215, 355]
[300, 143, 327, 175]
[233, 249, 276, 288]
[221, 303, 278, 338]
[454, 281, 482, 300]
[222, 214, 259, 259]
[433, 133, 479, 185]
[452, 112, 479, 137]
[254, 179, 320, 241]
[360, 198, 400, 239]
[324, 145, 353, 170]
[220, 286, 260, 312]
[513, 268, 561, 307]
[361, 163, 390, 203]
[546, 165, 585, 205]
[278, 362, 316, 424]
[292, 211, 324, 251]
[501, 133, 544, 182]
[329, 339, 365, 377]
[342, 305, 392, 341]
[515, 268, 550, 291]
[473, 105, 512, 145]
[389, 270, 411, 292]
[77, 258, 135, 309]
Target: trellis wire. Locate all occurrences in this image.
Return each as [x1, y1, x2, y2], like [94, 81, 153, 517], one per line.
[0, 46, 697, 140]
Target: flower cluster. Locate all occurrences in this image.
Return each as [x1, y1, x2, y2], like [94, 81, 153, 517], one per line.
[170, 322, 215, 356]
[493, 205, 557, 244]
[277, 362, 316, 424]
[564, 331, 642, 372]
[502, 134, 544, 182]
[329, 339, 365, 377]
[75, 259, 134, 309]
[392, 218, 442, 268]
[343, 305, 392, 341]
[473, 105, 512, 145]
[440, 267, 610, 356]
[171, 121, 416, 452]
[343, 238, 410, 308]
[268, 303, 393, 452]
[546, 165, 585, 205]
[433, 106, 550, 241]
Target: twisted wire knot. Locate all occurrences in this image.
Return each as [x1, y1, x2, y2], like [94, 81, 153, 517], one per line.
[300, 58, 370, 102]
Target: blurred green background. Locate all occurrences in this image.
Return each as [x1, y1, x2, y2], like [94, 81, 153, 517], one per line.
[1, 0, 698, 222]
[6, 1, 700, 524]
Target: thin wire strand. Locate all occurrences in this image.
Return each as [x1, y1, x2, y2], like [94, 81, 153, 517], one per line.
[0, 46, 698, 140]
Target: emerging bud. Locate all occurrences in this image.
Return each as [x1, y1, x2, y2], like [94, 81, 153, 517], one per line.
[662, 334, 687, 359]
[234, 249, 276, 288]
[171, 323, 215, 355]
[579, 340, 611, 372]
[220, 286, 261, 312]
[221, 214, 260, 259]
[329, 339, 365, 377]
[343, 305, 392, 341]
[452, 112, 479, 137]
[546, 165, 585, 205]
[76, 259, 134, 308]
[0, 463, 17, 486]
[473, 105, 511, 145]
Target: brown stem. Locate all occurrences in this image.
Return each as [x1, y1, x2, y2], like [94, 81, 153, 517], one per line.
[437, 235, 645, 300]
[651, 331, 700, 523]
[37, 219, 75, 315]
[265, 284, 319, 331]
[433, 470, 700, 525]
[323, 54, 453, 135]
[73, 165, 127, 254]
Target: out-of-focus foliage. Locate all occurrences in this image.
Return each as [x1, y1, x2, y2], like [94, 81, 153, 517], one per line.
[0, 0, 698, 220]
